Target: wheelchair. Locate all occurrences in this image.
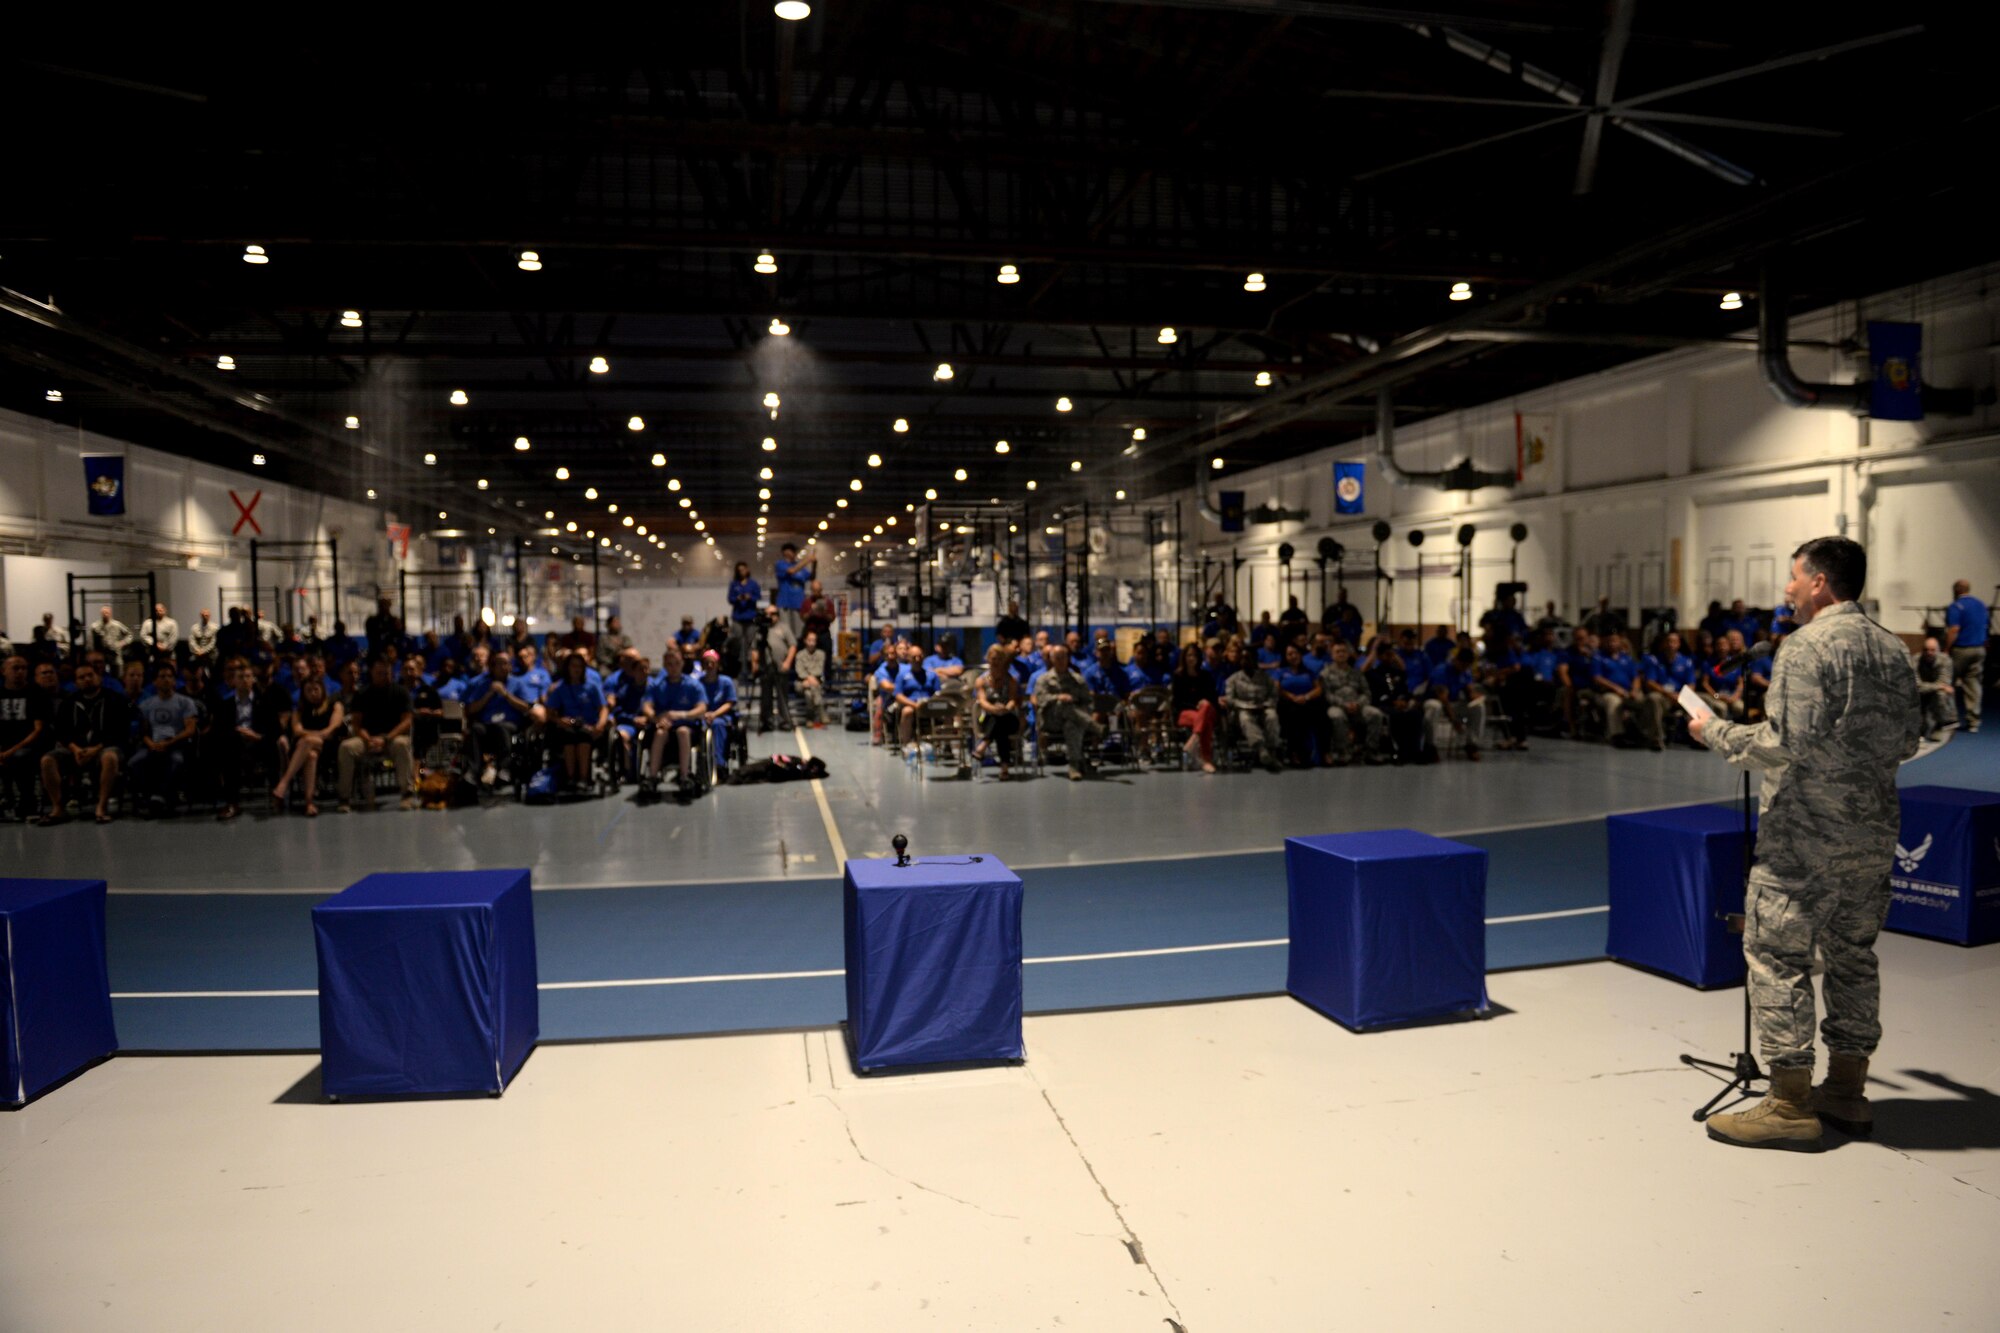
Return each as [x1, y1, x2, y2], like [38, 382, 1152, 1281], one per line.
[1123, 686, 1180, 769]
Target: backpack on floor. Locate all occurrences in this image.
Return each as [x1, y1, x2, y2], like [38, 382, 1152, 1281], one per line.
[523, 764, 563, 804]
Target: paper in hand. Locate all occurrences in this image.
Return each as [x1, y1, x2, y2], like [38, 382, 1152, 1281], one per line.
[1677, 684, 1713, 720]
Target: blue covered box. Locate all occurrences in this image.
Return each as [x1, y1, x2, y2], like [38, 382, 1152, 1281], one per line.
[844, 854, 1023, 1071]
[312, 869, 540, 1098]
[1606, 804, 1751, 988]
[1886, 786, 2000, 946]
[1285, 830, 1487, 1030]
[1, 879, 118, 1104]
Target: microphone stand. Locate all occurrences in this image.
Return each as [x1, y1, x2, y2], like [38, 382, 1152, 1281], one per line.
[1679, 766, 1765, 1120]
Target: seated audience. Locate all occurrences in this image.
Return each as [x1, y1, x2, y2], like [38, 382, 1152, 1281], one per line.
[892, 642, 940, 756]
[1172, 642, 1220, 773]
[464, 650, 540, 789]
[1223, 649, 1283, 773]
[337, 656, 416, 812]
[793, 630, 828, 727]
[1033, 645, 1103, 781]
[1, 654, 53, 820]
[272, 676, 341, 816]
[1320, 639, 1386, 765]
[1593, 631, 1665, 751]
[971, 644, 1022, 779]
[644, 646, 708, 795]
[1423, 646, 1486, 761]
[403, 655, 444, 755]
[544, 650, 610, 791]
[209, 655, 289, 821]
[1914, 635, 1956, 741]
[39, 660, 128, 824]
[129, 662, 201, 815]
[1273, 643, 1332, 767]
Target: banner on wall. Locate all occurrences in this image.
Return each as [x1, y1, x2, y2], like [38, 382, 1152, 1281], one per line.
[386, 523, 411, 560]
[82, 453, 126, 516]
[1333, 461, 1366, 515]
[1515, 412, 1556, 485]
[1218, 490, 1245, 533]
[1867, 321, 1923, 421]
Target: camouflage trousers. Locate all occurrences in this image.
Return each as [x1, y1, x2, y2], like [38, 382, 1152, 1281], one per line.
[1743, 862, 1893, 1070]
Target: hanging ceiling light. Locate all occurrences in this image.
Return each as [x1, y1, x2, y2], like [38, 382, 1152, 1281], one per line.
[343, 415, 359, 430]
[994, 439, 1010, 454]
[885, 515, 897, 527]
[565, 521, 578, 533]
[242, 244, 269, 265]
[1719, 291, 1745, 311]
[1211, 456, 1226, 470]
[996, 263, 1020, 285]
[423, 452, 437, 465]
[339, 309, 363, 328]
[216, 354, 237, 371]
[924, 488, 938, 501]
[513, 435, 531, 451]
[892, 417, 909, 433]
[252, 453, 266, 467]
[759, 466, 774, 480]
[1026, 479, 1037, 491]
[584, 487, 599, 500]
[1131, 427, 1146, 442]
[953, 468, 968, 481]
[866, 453, 882, 468]
[555, 467, 570, 481]
[627, 415, 645, 432]
[1157, 326, 1178, 345]
[449, 388, 468, 405]
[767, 317, 790, 336]
[476, 478, 489, 490]
[759, 437, 778, 453]
[1255, 370, 1273, 388]
[588, 356, 610, 375]
[367, 489, 379, 499]
[1115, 489, 1127, 500]
[622, 515, 634, 527]
[763, 392, 780, 410]
[650, 453, 666, 467]
[1448, 281, 1472, 301]
[933, 362, 953, 381]
[837, 498, 848, 508]
[1243, 272, 1267, 293]
[1054, 397, 1071, 413]
[817, 520, 829, 530]
[1069, 460, 1082, 472]
[667, 478, 682, 492]
[754, 251, 778, 274]
[44, 388, 64, 402]
[679, 496, 691, 507]
[517, 250, 544, 272]
[775, 1, 811, 20]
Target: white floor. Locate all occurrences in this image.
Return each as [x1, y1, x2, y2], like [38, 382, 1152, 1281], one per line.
[4, 934, 1995, 1332]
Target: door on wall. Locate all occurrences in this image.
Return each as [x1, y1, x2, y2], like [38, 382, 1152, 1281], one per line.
[1703, 556, 1734, 610]
[1744, 554, 1780, 608]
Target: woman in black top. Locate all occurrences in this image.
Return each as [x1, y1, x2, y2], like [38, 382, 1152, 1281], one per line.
[273, 678, 342, 816]
[1171, 643, 1218, 773]
[971, 644, 1022, 779]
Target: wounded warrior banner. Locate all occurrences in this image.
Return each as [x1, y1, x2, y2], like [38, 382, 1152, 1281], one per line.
[83, 453, 126, 516]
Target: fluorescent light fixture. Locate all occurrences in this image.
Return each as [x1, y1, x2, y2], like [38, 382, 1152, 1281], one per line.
[339, 309, 362, 328]
[1720, 291, 1744, 311]
[343, 414, 359, 429]
[753, 251, 778, 274]
[242, 244, 269, 264]
[996, 263, 1019, 285]
[518, 250, 543, 271]
[1243, 272, 1267, 293]
[1448, 281, 1472, 301]
[45, 389, 63, 402]
[775, 1, 810, 20]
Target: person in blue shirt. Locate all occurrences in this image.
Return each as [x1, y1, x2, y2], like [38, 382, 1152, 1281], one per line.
[1253, 629, 1282, 668]
[1422, 647, 1487, 760]
[1640, 630, 1698, 743]
[674, 616, 702, 650]
[1423, 624, 1456, 666]
[727, 563, 763, 673]
[643, 646, 708, 794]
[869, 649, 902, 744]
[514, 642, 553, 694]
[1403, 632, 1434, 696]
[543, 651, 609, 790]
[1592, 631, 1664, 750]
[1944, 578, 1987, 733]
[892, 643, 939, 755]
[1522, 629, 1562, 687]
[1478, 593, 1530, 645]
[1301, 635, 1333, 678]
[1082, 642, 1131, 700]
[1698, 628, 1750, 721]
[697, 650, 740, 777]
[1558, 628, 1600, 738]
[606, 652, 652, 782]
[1125, 639, 1172, 691]
[463, 650, 543, 788]
[772, 544, 814, 642]
[922, 633, 967, 684]
[1205, 640, 1236, 695]
[1479, 631, 1537, 750]
[1274, 643, 1332, 766]
[1724, 599, 1762, 644]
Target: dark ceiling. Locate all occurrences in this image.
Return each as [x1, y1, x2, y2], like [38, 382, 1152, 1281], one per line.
[2, 3, 1993, 565]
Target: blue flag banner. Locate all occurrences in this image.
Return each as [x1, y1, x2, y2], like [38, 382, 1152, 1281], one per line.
[1868, 320, 1923, 422]
[1334, 461, 1366, 515]
[82, 453, 126, 516]
[1219, 490, 1245, 534]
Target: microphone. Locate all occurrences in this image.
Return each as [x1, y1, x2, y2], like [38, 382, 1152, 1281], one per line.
[891, 833, 910, 867]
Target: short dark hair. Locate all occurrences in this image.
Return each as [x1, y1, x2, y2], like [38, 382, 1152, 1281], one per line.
[1793, 536, 1866, 601]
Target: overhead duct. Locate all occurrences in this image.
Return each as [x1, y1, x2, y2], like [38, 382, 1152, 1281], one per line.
[1758, 266, 1982, 416]
[1376, 389, 1516, 492]
[1195, 455, 1226, 523]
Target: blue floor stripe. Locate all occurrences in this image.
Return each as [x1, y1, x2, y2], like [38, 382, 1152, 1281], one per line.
[103, 813, 1645, 1049]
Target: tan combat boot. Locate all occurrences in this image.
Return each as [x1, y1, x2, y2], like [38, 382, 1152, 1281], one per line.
[1706, 1067, 1823, 1152]
[1813, 1053, 1872, 1138]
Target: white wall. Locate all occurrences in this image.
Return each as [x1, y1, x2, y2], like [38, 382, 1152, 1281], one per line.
[1161, 260, 2000, 635]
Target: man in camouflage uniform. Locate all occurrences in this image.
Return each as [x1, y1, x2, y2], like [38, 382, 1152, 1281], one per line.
[1225, 652, 1283, 772]
[1692, 537, 1920, 1152]
[1319, 639, 1386, 764]
[1033, 645, 1103, 781]
[1912, 635, 1956, 741]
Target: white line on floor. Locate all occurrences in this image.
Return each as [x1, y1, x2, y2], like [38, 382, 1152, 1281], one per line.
[107, 908, 1607, 999]
[792, 726, 849, 866]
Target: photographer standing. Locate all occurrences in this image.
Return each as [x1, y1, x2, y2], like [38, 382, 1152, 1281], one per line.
[1691, 538, 1920, 1152]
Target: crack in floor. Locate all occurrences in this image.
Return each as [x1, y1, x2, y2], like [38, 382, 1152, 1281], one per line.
[1029, 1071, 1187, 1329]
[815, 1093, 1021, 1222]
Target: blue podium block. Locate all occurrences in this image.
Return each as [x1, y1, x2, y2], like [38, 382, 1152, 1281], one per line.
[1, 879, 118, 1104]
[1606, 805, 1751, 988]
[1285, 831, 1487, 1030]
[844, 854, 1023, 1071]
[312, 870, 539, 1098]
[1887, 786, 2000, 946]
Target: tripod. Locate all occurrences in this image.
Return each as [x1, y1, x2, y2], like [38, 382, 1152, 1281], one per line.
[1680, 768, 1764, 1121]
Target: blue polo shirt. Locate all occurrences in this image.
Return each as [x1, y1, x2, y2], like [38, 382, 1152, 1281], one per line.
[894, 663, 937, 703]
[1273, 665, 1318, 698]
[646, 674, 707, 717]
[1562, 647, 1596, 686]
[1082, 660, 1130, 697]
[1726, 613, 1762, 642]
[1428, 662, 1476, 701]
[517, 664, 552, 693]
[1405, 654, 1433, 695]
[1302, 650, 1331, 677]
[728, 579, 763, 624]
[1747, 656, 1773, 684]
[1208, 661, 1237, 694]
[609, 673, 650, 719]
[922, 654, 963, 677]
[1593, 652, 1640, 691]
[1424, 635, 1456, 665]
[1946, 594, 1989, 648]
[467, 674, 539, 726]
[1644, 652, 1698, 690]
[773, 558, 809, 610]
[674, 628, 702, 648]
[1523, 648, 1561, 683]
[545, 679, 606, 723]
[1254, 644, 1281, 667]
[701, 674, 739, 713]
[1126, 660, 1171, 690]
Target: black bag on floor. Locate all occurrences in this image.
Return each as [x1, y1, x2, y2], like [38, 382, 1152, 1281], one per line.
[725, 754, 829, 785]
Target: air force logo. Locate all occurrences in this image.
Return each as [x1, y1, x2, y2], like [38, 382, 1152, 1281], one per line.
[1895, 833, 1933, 875]
[90, 474, 121, 500]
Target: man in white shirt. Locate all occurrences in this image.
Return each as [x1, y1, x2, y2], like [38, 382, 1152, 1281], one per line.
[188, 610, 220, 667]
